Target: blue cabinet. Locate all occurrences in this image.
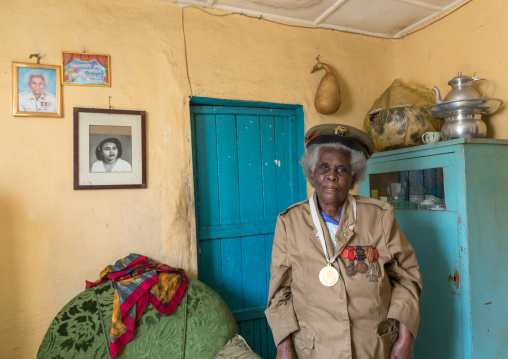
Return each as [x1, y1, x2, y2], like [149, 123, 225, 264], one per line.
[359, 138, 508, 359]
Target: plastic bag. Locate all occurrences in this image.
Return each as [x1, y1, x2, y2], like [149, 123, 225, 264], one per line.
[363, 79, 442, 152]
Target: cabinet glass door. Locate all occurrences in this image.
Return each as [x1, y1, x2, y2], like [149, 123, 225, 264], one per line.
[369, 168, 445, 210]
[364, 161, 463, 358]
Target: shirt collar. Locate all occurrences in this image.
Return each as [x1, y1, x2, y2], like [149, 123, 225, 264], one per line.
[319, 207, 342, 226]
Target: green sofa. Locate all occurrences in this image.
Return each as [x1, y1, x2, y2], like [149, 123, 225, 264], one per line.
[37, 277, 259, 359]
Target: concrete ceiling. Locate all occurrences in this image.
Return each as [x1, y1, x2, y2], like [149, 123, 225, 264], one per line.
[174, 0, 468, 39]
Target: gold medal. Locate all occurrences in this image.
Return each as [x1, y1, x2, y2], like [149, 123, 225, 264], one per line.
[319, 264, 339, 286]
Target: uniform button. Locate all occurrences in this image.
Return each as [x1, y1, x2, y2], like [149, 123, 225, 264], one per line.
[338, 292, 344, 299]
[343, 320, 349, 328]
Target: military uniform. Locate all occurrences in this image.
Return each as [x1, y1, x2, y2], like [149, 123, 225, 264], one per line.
[18, 91, 57, 112]
[265, 192, 422, 359]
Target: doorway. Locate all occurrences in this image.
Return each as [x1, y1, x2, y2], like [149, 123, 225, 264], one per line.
[190, 97, 305, 358]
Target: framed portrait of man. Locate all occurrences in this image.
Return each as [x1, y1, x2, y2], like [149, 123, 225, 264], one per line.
[12, 62, 62, 117]
[74, 107, 147, 190]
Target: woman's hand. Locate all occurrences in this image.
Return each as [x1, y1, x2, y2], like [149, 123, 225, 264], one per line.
[390, 322, 415, 359]
[276, 335, 296, 359]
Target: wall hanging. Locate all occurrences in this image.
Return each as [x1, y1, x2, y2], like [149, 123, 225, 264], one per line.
[74, 107, 146, 190]
[62, 51, 111, 87]
[12, 61, 62, 117]
[311, 56, 341, 115]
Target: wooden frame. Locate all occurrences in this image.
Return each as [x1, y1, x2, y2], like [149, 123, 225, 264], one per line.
[12, 62, 62, 117]
[61, 51, 111, 87]
[74, 107, 146, 190]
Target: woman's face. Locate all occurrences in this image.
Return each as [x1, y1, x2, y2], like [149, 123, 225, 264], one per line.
[310, 147, 355, 208]
[101, 142, 118, 163]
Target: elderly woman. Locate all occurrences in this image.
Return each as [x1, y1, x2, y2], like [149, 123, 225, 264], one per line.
[265, 124, 422, 359]
[91, 137, 132, 173]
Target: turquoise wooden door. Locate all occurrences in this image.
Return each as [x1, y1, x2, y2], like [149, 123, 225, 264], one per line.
[191, 99, 305, 358]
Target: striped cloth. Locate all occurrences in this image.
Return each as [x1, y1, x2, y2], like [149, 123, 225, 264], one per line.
[86, 253, 187, 358]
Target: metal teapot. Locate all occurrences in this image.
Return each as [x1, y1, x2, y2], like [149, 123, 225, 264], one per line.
[433, 72, 488, 104]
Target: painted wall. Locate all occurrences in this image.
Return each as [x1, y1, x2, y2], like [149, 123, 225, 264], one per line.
[0, 0, 506, 357]
[393, 0, 508, 138]
[0, 0, 392, 357]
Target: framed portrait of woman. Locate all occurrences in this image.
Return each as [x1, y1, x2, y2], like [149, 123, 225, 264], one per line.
[12, 62, 62, 117]
[73, 107, 146, 190]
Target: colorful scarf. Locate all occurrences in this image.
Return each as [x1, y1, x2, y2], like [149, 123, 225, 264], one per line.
[86, 253, 187, 358]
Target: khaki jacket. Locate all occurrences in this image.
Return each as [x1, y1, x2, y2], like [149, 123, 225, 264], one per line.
[265, 193, 422, 359]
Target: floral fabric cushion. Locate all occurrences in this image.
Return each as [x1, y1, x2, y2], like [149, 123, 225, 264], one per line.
[37, 277, 237, 359]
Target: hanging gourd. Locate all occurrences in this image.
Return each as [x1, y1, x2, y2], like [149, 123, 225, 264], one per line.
[311, 56, 341, 115]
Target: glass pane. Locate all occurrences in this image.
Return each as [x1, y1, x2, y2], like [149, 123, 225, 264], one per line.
[369, 168, 445, 210]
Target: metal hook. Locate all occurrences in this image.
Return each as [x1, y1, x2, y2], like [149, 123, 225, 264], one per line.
[29, 53, 41, 64]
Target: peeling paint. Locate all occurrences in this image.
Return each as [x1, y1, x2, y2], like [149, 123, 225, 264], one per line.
[447, 269, 460, 290]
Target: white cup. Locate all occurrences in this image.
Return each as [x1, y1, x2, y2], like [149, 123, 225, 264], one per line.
[422, 131, 443, 144]
[418, 198, 436, 209]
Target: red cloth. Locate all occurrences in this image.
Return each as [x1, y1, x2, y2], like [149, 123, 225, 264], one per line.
[86, 254, 187, 358]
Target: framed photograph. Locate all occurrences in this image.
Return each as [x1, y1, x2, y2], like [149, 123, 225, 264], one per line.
[12, 62, 62, 117]
[74, 108, 146, 190]
[62, 51, 111, 87]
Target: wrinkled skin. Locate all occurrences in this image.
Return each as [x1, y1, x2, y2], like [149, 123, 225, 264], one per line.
[390, 322, 415, 359]
[276, 336, 296, 359]
[310, 147, 354, 221]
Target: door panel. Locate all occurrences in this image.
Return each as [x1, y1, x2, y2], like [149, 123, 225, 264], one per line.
[191, 103, 304, 358]
[396, 210, 463, 359]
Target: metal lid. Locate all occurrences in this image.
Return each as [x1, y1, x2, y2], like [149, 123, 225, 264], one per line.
[447, 72, 473, 86]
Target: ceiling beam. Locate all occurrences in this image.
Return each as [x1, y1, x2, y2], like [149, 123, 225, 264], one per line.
[313, 0, 347, 26]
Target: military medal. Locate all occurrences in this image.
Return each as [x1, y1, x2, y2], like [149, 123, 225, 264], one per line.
[355, 246, 367, 274]
[309, 195, 350, 287]
[345, 248, 357, 276]
[365, 246, 379, 282]
[345, 263, 357, 276]
[319, 264, 339, 286]
[356, 261, 368, 274]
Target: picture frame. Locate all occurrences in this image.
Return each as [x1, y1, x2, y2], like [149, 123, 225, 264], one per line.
[12, 62, 62, 117]
[74, 107, 146, 190]
[61, 51, 111, 87]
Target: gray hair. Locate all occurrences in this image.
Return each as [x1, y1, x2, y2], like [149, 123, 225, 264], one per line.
[299, 143, 368, 186]
[24, 70, 49, 85]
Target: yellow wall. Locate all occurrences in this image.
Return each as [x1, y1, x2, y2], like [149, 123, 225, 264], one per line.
[0, 0, 391, 357]
[0, 0, 506, 357]
[394, 0, 508, 138]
